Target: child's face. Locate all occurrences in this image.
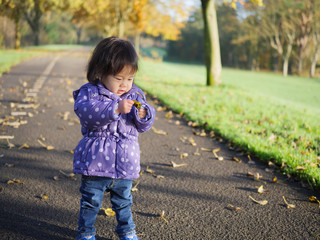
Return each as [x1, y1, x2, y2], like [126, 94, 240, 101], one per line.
[102, 65, 135, 96]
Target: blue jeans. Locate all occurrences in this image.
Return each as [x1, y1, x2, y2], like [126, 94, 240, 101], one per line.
[77, 176, 136, 239]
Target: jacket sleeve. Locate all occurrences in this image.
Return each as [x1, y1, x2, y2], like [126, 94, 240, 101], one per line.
[131, 89, 156, 133]
[73, 86, 120, 129]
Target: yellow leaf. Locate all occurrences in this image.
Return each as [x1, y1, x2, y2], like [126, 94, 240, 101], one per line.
[18, 143, 29, 150]
[41, 193, 48, 200]
[101, 208, 115, 217]
[146, 166, 154, 174]
[180, 153, 188, 159]
[7, 179, 24, 184]
[46, 145, 55, 150]
[272, 176, 278, 183]
[132, 100, 141, 109]
[282, 196, 295, 209]
[296, 166, 306, 170]
[249, 195, 268, 205]
[232, 157, 242, 163]
[200, 147, 211, 151]
[159, 210, 168, 223]
[151, 127, 168, 136]
[257, 185, 265, 194]
[170, 161, 187, 168]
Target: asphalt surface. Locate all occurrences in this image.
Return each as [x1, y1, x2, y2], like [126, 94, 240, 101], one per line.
[0, 49, 319, 240]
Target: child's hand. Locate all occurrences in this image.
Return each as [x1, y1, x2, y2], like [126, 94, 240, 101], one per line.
[138, 108, 147, 119]
[116, 100, 134, 114]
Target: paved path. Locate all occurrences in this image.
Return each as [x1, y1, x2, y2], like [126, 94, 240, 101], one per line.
[0, 49, 319, 240]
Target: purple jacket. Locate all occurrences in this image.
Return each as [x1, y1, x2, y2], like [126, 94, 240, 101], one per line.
[73, 82, 155, 179]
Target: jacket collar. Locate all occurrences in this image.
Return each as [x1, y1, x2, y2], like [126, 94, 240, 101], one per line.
[96, 82, 138, 100]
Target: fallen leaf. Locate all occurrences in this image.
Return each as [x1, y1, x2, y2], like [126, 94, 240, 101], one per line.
[296, 166, 306, 170]
[154, 175, 165, 179]
[180, 153, 188, 159]
[200, 147, 211, 151]
[7, 139, 15, 149]
[37, 139, 54, 150]
[170, 161, 188, 168]
[4, 163, 15, 167]
[248, 155, 255, 165]
[53, 176, 59, 181]
[151, 127, 168, 136]
[7, 179, 24, 184]
[0, 187, 4, 193]
[146, 166, 154, 174]
[282, 196, 296, 209]
[41, 193, 48, 200]
[249, 195, 268, 205]
[18, 143, 30, 150]
[165, 111, 174, 119]
[193, 148, 200, 156]
[227, 204, 241, 211]
[131, 181, 140, 192]
[257, 185, 265, 194]
[188, 137, 197, 146]
[159, 210, 168, 223]
[272, 176, 278, 183]
[232, 157, 242, 163]
[100, 207, 115, 217]
[59, 170, 76, 179]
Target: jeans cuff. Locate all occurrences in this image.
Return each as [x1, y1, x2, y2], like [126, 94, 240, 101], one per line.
[77, 232, 95, 239]
[118, 230, 136, 238]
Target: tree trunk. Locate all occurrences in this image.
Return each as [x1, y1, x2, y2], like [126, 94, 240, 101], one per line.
[201, 0, 222, 86]
[14, 16, 21, 49]
[310, 45, 319, 78]
[76, 27, 82, 44]
[282, 43, 292, 77]
[134, 33, 140, 56]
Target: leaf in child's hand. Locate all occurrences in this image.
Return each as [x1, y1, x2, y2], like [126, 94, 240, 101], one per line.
[249, 195, 268, 205]
[170, 161, 187, 168]
[132, 100, 141, 109]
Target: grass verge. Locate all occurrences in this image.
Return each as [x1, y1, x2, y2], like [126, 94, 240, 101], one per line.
[136, 60, 320, 189]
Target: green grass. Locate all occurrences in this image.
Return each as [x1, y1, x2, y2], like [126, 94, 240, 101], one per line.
[23, 44, 87, 51]
[0, 44, 87, 75]
[135, 60, 320, 189]
[0, 49, 41, 75]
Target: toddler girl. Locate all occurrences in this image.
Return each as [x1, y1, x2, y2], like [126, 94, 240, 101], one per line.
[73, 37, 155, 240]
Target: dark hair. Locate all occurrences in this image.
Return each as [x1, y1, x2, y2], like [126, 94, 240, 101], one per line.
[87, 37, 138, 83]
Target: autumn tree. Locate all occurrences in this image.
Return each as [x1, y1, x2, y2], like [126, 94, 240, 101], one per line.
[0, 0, 31, 49]
[309, 0, 320, 77]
